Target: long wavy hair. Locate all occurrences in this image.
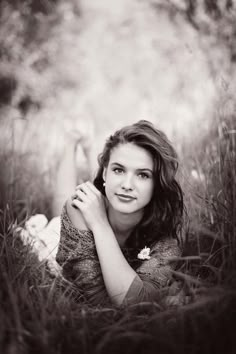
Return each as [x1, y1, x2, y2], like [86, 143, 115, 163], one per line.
[93, 120, 184, 262]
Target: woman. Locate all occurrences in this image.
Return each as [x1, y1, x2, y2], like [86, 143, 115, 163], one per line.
[56, 120, 184, 307]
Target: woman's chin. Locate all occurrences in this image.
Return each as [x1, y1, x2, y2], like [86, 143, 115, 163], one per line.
[109, 200, 141, 215]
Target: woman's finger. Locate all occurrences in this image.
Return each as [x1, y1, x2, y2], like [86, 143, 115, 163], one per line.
[85, 181, 100, 195]
[76, 182, 97, 200]
[75, 183, 87, 192]
[71, 193, 82, 201]
[71, 198, 83, 209]
[79, 182, 94, 197]
[73, 189, 89, 202]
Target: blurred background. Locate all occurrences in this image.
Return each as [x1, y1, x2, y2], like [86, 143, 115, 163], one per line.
[1, 2, 236, 352]
[0, 0, 235, 218]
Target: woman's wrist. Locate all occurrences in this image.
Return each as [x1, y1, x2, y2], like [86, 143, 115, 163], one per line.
[91, 219, 114, 238]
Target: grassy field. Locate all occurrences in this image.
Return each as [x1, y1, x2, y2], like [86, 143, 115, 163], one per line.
[0, 114, 236, 354]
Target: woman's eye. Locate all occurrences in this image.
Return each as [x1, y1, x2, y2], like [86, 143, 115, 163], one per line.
[138, 173, 150, 179]
[113, 168, 124, 174]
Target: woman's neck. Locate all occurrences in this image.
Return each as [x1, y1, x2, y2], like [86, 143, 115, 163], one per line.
[106, 203, 143, 245]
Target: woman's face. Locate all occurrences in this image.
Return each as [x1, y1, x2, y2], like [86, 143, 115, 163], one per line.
[103, 143, 154, 217]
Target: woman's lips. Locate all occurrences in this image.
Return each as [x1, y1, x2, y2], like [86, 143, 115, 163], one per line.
[116, 194, 136, 202]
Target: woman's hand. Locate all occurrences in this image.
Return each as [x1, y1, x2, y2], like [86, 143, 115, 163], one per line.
[71, 181, 108, 232]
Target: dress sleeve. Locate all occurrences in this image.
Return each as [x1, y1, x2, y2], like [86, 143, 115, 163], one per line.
[56, 204, 110, 305]
[122, 237, 181, 305]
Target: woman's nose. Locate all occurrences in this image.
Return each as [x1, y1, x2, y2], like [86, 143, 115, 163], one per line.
[121, 174, 134, 191]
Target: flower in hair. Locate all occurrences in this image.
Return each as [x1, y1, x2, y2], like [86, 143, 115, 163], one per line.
[137, 246, 151, 260]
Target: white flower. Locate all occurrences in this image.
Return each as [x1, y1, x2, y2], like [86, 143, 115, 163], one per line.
[137, 246, 151, 260]
[25, 214, 48, 237]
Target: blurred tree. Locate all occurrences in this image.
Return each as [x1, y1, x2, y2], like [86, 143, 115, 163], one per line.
[0, 0, 81, 112]
[150, 0, 236, 73]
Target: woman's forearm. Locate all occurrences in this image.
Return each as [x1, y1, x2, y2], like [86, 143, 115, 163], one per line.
[92, 222, 138, 306]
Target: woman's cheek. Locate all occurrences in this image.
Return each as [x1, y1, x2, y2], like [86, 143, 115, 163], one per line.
[144, 181, 154, 201]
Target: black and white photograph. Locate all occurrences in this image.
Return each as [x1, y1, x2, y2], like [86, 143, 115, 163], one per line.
[0, 1, 236, 353]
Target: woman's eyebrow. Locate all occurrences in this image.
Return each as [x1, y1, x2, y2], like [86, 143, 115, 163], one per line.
[138, 168, 153, 173]
[111, 162, 153, 173]
[110, 162, 124, 167]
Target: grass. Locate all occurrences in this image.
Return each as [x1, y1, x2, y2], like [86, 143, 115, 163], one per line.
[181, 115, 236, 287]
[1, 225, 236, 354]
[0, 114, 236, 353]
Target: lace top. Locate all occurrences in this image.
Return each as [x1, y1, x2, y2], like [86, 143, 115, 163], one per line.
[56, 205, 181, 306]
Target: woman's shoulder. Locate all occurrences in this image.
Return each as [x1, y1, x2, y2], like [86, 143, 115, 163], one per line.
[59, 199, 94, 245]
[64, 198, 90, 231]
[56, 201, 95, 264]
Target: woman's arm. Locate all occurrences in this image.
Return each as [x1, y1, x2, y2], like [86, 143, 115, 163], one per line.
[122, 238, 182, 305]
[56, 202, 111, 306]
[68, 193, 138, 306]
[91, 221, 138, 305]
[92, 228, 182, 306]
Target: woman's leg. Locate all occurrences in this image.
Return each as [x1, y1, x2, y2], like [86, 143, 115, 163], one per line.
[51, 141, 77, 217]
